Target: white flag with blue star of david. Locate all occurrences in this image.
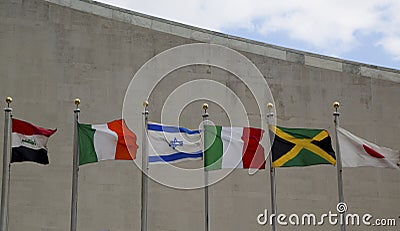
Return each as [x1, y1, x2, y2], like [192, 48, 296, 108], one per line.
[147, 122, 202, 163]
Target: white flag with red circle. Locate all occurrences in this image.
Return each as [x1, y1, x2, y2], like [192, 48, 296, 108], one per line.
[338, 127, 399, 169]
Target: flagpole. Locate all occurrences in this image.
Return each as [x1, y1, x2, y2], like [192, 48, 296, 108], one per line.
[202, 103, 210, 231]
[266, 103, 277, 231]
[70, 98, 80, 231]
[141, 100, 149, 231]
[333, 101, 345, 231]
[0, 97, 12, 231]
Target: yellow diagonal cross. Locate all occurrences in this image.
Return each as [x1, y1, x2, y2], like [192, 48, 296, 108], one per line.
[270, 126, 336, 167]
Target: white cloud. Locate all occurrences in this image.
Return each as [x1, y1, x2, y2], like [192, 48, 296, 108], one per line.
[98, 0, 400, 62]
[374, 1, 400, 60]
[377, 37, 400, 60]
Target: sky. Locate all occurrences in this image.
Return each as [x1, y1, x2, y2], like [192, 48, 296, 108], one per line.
[97, 0, 400, 70]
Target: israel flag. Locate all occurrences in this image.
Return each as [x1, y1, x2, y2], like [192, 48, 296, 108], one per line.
[147, 123, 203, 163]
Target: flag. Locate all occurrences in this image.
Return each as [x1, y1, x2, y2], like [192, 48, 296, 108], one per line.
[338, 127, 400, 168]
[147, 123, 202, 163]
[270, 126, 336, 167]
[11, 118, 57, 165]
[204, 125, 266, 171]
[78, 119, 138, 165]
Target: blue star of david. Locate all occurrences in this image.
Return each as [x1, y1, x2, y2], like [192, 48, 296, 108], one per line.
[169, 137, 183, 149]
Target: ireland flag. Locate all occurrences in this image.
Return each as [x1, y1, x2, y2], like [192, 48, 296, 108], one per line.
[78, 119, 138, 165]
[204, 125, 266, 171]
[147, 123, 202, 163]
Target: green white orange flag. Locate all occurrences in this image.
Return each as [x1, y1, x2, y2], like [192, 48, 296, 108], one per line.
[204, 125, 266, 171]
[78, 119, 138, 165]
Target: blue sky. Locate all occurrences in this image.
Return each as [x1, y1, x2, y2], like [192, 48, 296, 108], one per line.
[97, 0, 400, 70]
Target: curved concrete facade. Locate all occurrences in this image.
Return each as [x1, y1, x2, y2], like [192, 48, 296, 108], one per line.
[0, 0, 399, 230]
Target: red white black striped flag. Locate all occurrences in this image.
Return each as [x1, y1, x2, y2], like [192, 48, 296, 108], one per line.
[11, 118, 57, 165]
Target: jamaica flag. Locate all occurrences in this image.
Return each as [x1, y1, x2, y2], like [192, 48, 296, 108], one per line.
[270, 126, 336, 167]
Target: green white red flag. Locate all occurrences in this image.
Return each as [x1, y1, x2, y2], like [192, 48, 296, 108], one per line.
[204, 125, 266, 171]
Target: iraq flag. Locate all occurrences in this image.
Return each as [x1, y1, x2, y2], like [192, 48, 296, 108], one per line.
[11, 118, 57, 165]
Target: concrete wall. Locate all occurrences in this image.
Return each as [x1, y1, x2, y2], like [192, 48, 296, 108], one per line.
[0, 0, 399, 230]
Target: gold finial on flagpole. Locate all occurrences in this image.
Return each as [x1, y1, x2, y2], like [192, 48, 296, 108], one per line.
[74, 98, 80, 106]
[143, 100, 149, 116]
[267, 102, 274, 119]
[202, 103, 209, 116]
[202, 103, 209, 111]
[202, 103, 209, 119]
[5, 97, 12, 104]
[333, 101, 340, 110]
[5, 97, 12, 107]
[143, 100, 149, 108]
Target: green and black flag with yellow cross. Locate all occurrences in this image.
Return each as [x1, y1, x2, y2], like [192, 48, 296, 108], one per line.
[270, 126, 336, 167]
